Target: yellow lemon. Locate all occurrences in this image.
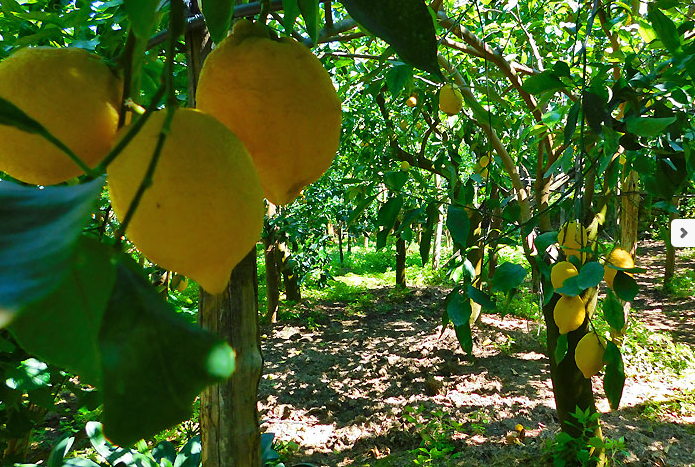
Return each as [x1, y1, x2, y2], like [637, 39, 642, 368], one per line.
[400, 160, 411, 171]
[439, 84, 463, 115]
[551, 261, 579, 291]
[0, 47, 121, 185]
[553, 295, 585, 334]
[479, 155, 490, 168]
[604, 247, 634, 290]
[107, 109, 264, 294]
[197, 19, 342, 206]
[575, 332, 606, 378]
[558, 220, 589, 263]
[406, 94, 418, 107]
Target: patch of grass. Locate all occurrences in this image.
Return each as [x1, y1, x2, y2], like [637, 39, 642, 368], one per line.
[639, 388, 695, 423]
[663, 268, 695, 298]
[402, 405, 465, 466]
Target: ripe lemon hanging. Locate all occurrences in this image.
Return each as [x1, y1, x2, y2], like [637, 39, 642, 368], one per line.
[0, 47, 121, 185]
[196, 19, 342, 206]
[558, 220, 589, 263]
[406, 94, 418, 107]
[575, 332, 606, 378]
[107, 109, 264, 294]
[551, 261, 579, 291]
[553, 295, 585, 334]
[439, 84, 463, 115]
[604, 247, 634, 290]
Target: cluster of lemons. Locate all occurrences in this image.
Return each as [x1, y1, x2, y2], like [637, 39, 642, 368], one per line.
[0, 19, 342, 294]
[551, 221, 635, 378]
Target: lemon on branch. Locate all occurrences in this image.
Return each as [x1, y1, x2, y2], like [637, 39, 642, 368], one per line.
[551, 261, 579, 291]
[196, 19, 342, 206]
[558, 220, 589, 263]
[439, 84, 463, 115]
[604, 247, 634, 290]
[553, 295, 585, 334]
[575, 332, 606, 378]
[0, 47, 122, 185]
[107, 109, 264, 294]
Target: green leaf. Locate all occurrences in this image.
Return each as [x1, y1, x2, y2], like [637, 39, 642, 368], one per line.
[455, 323, 473, 355]
[521, 71, 565, 95]
[647, 5, 681, 53]
[123, 0, 158, 39]
[47, 434, 75, 467]
[174, 436, 202, 467]
[562, 100, 580, 146]
[0, 178, 103, 322]
[281, 0, 300, 34]
[554, 333, 568, 364]
[603, 289, 625, 332]
[625, 116, 676, 137]
[376, 228, 389, 250]
[152, 440, 176, 466]
[385, 64, 413, 97]
[0, 95, 48, 135]
[577, 262, 604, 289]
[534, 232, 558, 256]
[613, 272, 638, 302]
[5, 358, 51, 391]
[603, 341, 625, 410]
[467, 286, 495, 310]
[384, 170, 409, 192]
[446, 290, 471, 327]
[298, 0, 320, 45]
[346, 194, 377, 227]
[446, 205, 470, 247]
[491, 262, 527, 294]
[99, 263, 235, 446]
[9, 238, 116, 387]
[339, 0, 443, 78]
[201, 0, 235, 44]
[376, 196, 403, 230]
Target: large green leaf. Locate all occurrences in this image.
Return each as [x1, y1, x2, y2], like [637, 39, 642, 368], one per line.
[201, 0, 235, 44]
[339, 0, 442, 78]
[123, 0, 159, 39]
[467, 285, 495, 310]
[521, 71, 565, 95]
[298, 0, 320, 45]
[9, 238, 116, 387]
[554, 333, 568, 364]
[376, 196, 403, 230]
[99, 262, 235, 446]
[346, 194, 377, 227]
[556, 262, 604, 296]
[647, 5, 681, 53]
[625, 116, 676, 137]
[446, 205, 469, 247]
[613, 272, 639, 302]
[603, 341, 625, 410]
[0, 178, 103, 322]
[491, 262, 527, 294]
[281, 0, 300, 34]
[603, 289, 625, 332]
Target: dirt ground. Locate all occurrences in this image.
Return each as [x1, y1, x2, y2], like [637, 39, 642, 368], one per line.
[258, 241, 695, 466]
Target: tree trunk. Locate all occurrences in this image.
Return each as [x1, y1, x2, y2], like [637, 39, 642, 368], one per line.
[466, 208, 484, 325]
[363, 234, 369, 249]
[620, 171, 640, 257]
[543, 292, 603, 460]
[337, 223, 344, 266]
[665, 196, 680, 287]
[395, 221, 407, 288]
[199, 250, 263, 467]
[263, 203, 280, 324]
[432, 203, 444, 270]
[280, 242, 301, 302]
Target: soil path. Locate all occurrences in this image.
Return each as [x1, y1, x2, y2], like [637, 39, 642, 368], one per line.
[259, 241, 695, 466]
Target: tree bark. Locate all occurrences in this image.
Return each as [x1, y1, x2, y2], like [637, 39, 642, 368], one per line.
[337, 222, 344, 266]
[280, 242, 301, 302]
[432, 201, 444, 270]
[263, 203, 280, 324]
[199, 250, 263, 467]
[395, 221, 407, 288]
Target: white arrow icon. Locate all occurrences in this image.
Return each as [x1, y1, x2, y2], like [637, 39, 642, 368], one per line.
[671, 219, 695, 248]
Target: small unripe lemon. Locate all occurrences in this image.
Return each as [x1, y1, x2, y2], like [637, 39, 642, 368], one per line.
[479, 155, 490, 168]
[197, 19, 342, 206]
[558, 220, 588, 263]
[439, 84, 463, 115]
[107, 109, 264, 294]
[551, 261, 579, 291]
[604, 247, 634, 290]
[0, 47, 122, 185]
[553, 295, 585, 334]
[399, 120, 408, 130]
[400, 161, 411, 171]
[575, 332, 606, 378]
